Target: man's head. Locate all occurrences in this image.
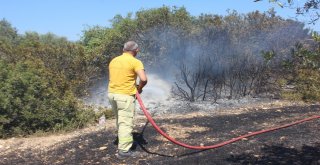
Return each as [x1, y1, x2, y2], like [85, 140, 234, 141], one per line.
[123, 41, 139, 56]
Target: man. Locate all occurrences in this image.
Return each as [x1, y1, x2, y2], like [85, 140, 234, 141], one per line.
[108, 41, 148, 159]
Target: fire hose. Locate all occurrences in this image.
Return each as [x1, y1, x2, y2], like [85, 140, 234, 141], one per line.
[136, 92, 320, 150]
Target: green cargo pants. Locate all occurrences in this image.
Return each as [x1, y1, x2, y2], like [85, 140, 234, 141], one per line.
[108, 93, 135, 152]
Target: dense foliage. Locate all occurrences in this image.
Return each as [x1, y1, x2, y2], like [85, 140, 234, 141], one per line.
[1, 5, 319, 137]
[0, 19, 96, 137]
[279, 41, 320, 101]
[0, 60, 84, 136]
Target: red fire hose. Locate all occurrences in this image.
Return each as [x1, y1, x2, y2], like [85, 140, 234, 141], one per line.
[136, 92, 320, 150]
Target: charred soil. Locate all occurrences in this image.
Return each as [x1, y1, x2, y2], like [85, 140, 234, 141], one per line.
[0, 101, 319, 165]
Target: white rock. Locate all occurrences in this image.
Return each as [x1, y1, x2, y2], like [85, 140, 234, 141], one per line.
[99, 146, 107, 150]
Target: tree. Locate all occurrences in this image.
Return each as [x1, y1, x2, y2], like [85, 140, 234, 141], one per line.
[0, 19, 18, 42]
[254, 0, 320, 24]
[81, 13, 138, 78]
[173, 60, 202, 102]
[0, 19, 19, 63]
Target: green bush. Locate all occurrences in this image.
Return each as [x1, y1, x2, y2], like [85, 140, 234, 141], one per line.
[95, 107, 114, 120]
[279, 42, 320, 102]
[0, 60, 94, 137]
[281, 69, 320, 102]
[295, 69, 320, 102]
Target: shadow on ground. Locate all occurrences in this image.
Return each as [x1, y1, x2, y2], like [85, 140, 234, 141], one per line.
[227, 144, 320, 165]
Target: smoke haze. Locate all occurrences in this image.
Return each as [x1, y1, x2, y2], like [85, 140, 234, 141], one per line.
[83, 73, 172, 109]
[84, 18, 312, 112]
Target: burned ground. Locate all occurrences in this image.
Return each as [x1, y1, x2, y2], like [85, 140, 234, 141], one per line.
[0, 103, 319, 165]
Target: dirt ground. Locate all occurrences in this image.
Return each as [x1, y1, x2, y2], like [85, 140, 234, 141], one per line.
[0, 101, 319, 165]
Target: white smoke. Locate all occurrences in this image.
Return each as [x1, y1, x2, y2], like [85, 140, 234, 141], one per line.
[140, 73, 171, 102]
[82, 76, 109, 107]
[83, 73, 172, 110]
[138, 73, 172, 113]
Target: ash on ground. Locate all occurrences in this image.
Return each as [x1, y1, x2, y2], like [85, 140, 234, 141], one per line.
[137, 95, 278, 116]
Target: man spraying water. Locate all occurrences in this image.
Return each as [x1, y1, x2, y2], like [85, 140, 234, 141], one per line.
[108, 41, 148, 159]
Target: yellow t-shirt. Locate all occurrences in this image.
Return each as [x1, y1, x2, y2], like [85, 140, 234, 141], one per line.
[108, 53, 144, 95]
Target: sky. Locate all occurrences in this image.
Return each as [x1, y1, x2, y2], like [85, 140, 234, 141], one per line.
[1, 0, 319, 41]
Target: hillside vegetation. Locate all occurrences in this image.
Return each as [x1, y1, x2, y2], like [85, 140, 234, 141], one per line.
[1, 6, 319, 137]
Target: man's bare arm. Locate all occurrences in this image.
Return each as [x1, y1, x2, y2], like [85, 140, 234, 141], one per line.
[136, 69, 147, 93]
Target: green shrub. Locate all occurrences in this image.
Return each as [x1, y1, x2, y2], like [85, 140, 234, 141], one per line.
[0, 60, 94, 137]
[280, 69, 320, 102]
[295, 69, 320, 102]
[94, 107, 114, 121]
[281, 91, 303, 101]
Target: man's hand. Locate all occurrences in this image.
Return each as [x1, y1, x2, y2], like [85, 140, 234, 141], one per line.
[136, 69, 147, 94]
[136, 81, 147, 94]
[136, 85, 143, 94]
[137, 88, 143, 94]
